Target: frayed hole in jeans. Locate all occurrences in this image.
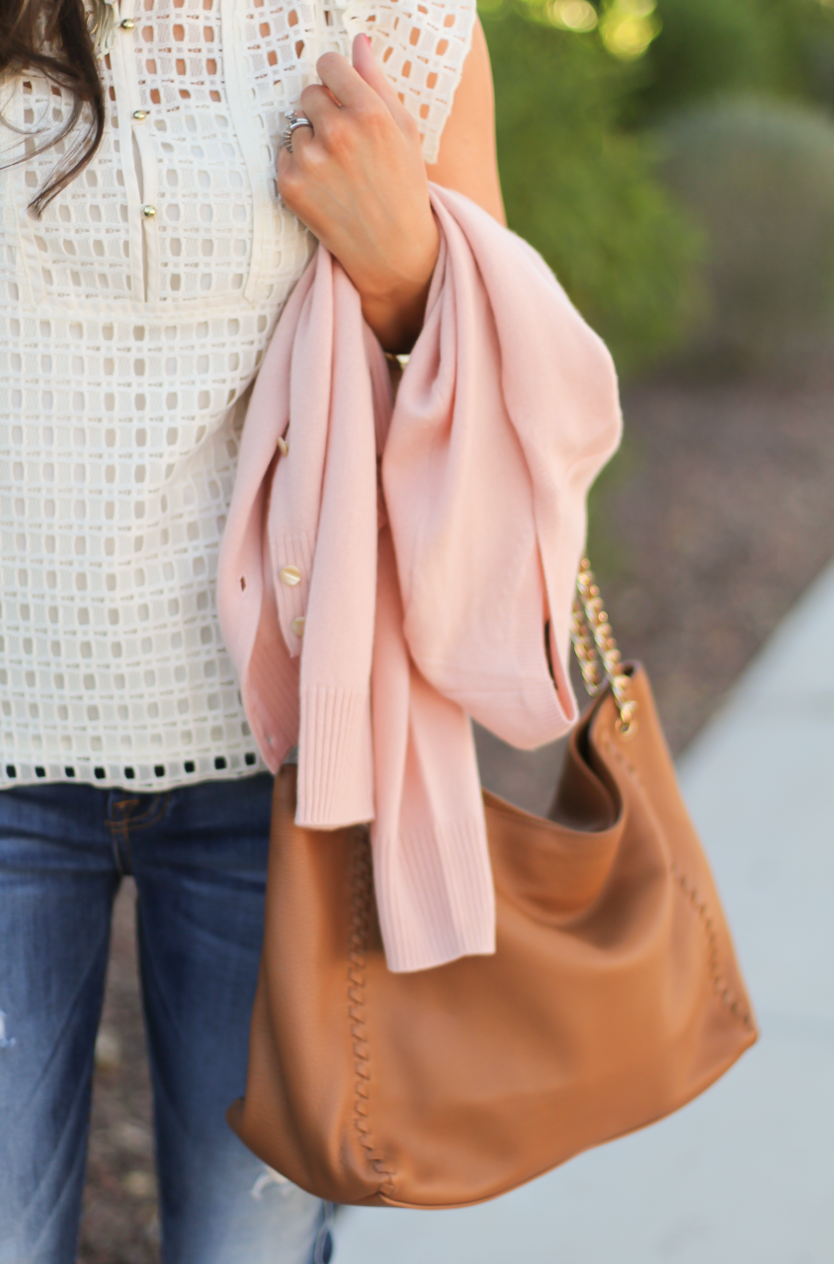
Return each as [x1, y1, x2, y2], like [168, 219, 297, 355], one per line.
[250, 1165, 291, 1200]
[0, 1011, 17, 1050]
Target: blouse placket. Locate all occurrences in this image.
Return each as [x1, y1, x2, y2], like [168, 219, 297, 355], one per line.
[106, 0, 161, 303]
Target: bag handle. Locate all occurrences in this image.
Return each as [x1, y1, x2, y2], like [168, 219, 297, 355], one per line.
[570, 558, 638, 738]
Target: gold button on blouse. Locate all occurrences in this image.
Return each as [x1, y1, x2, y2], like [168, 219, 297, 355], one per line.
[120, 18, 135, 29]
[279, 565, 302, 587]
[142, 204, 156, 218]
[290, 616, 306, 637]
[132, 110, 148, 121]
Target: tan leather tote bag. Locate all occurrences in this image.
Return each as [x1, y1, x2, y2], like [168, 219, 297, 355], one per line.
[227, 560, 757, 1208]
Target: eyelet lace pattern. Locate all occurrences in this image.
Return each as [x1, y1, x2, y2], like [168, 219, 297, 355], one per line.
[0, 0, 476, 790]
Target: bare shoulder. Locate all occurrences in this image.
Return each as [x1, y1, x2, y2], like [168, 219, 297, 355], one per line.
[425, 18, 506, 225]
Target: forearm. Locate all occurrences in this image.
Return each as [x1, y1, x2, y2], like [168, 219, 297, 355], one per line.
[358, 243, 438, 352]
[362, 19, 504, 351]
[276, 22, 503, 354]
[361, 18, 503, 351]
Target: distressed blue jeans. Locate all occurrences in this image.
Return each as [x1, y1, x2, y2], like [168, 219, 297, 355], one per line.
[0, 773, 335, 1264]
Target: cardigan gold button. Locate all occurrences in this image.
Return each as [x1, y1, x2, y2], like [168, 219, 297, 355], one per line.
[132, 110, 148, 121]
[276, 434, 289, 456]
[279, 565, 302, 587]
[290, 616, 306, 636]
[142, 204, 156, 218]
[120, 17, 135, 28]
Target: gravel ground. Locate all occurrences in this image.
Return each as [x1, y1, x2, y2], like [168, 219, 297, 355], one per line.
[78, 360, 834, 1259]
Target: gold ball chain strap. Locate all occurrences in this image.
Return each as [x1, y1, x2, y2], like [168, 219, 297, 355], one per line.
[570, 557, 638, 738]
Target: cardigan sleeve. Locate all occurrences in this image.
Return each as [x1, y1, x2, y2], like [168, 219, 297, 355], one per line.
[382, 185, 623, 750]
[339, 0, 477, 163]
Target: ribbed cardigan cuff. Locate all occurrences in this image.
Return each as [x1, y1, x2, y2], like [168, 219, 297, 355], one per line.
[295, 685, 375, 827]
[371, 816, 497, 973]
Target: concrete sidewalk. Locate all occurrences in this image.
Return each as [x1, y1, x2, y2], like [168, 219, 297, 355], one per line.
[335, 561, 834, 1263]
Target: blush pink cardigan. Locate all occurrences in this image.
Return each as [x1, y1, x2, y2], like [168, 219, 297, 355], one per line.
[217, 186, 621, 972]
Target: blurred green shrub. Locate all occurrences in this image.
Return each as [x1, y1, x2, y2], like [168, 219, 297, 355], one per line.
[639, 0, 834, 121]
[637, 0, 787, 119]
[657, 96, 834, 367]
[482, 9, 702, 374]
[480, 0, 834, 375]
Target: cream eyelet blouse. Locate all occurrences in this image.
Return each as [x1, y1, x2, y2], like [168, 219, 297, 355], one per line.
[0, 0, 475, 790]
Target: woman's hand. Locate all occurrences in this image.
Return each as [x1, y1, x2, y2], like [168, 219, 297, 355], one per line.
[277, 34, 440, 353]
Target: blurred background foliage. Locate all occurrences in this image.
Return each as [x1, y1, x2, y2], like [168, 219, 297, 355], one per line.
[479, 0, 834, 374]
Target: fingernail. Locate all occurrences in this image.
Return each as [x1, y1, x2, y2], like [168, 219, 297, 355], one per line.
[362, 33, 371, 47]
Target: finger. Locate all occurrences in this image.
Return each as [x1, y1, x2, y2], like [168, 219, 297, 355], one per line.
[350, 32, 411, 127]
[315, 49, 381, 113]
[299, 81, 341, 120]
[298, 84, 341, 130]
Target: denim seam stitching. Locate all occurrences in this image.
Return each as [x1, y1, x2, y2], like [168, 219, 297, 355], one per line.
[105, 792, 172, 834]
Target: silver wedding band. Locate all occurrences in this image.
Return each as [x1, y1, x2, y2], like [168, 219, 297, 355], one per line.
[282, 110, 314, 153]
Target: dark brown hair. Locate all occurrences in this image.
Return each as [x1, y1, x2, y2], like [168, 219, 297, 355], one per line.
[0, 0, 105, 215]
